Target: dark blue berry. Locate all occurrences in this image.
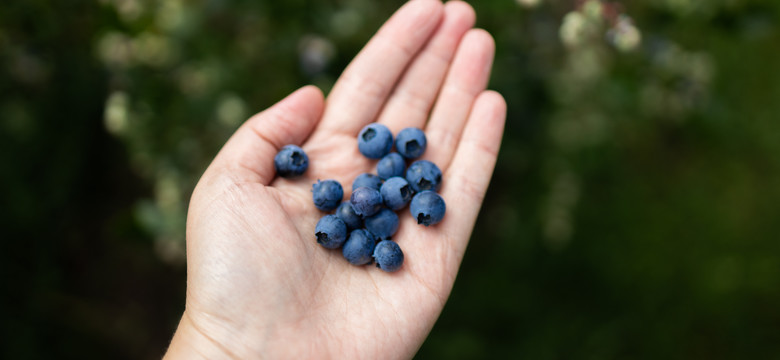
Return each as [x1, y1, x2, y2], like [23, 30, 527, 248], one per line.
[315, 215, 347, 249]
[352, 173, 383, 191]
[350, 186, 383, 217]
[336, 202, 363, 230]
[380, 176, 413, 211]
[405, 160, 442, 192]
[342, 229, 377, 265]
[376, 152, 406, 180]
[373, 240, 404, 272]
[410, 190, 446, 226]
[364, 208, 399, 239]
[358, 123, 393, 159]
[312, 179, 343, 211]
[395, 127, 427, 159]
[274, 145, 308, 178]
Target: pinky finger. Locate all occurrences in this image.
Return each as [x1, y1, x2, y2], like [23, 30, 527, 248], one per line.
[439, 90, 507, 258]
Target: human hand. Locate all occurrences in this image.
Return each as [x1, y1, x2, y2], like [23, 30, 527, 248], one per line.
[165, 0, 506, 358]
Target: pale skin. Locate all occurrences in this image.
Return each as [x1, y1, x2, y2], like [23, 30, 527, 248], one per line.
[164, 0, 506, 359]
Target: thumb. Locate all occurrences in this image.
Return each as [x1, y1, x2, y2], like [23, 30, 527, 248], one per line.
[211, 85, 325, 184]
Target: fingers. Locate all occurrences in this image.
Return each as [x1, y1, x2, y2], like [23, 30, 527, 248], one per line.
[376, 1, 476, 134]
[314, 0, 444, 137]
[440, 90, 506, 258]
[423, 29, 495, 170]
[210, 85, 325, 184]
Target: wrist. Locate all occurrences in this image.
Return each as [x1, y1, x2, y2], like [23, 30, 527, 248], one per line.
[164, 311, 241, 359]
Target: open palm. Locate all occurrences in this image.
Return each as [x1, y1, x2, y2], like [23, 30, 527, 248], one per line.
[166, 1, 506, 358]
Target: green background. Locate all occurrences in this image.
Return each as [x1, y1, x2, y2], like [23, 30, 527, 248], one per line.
[3, 0, 780, 358]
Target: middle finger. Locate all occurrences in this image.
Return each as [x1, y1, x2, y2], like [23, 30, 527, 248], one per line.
[375, 1, 476, 134]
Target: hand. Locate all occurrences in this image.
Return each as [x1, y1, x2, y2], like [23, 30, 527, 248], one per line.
[165, 1, 506, 358]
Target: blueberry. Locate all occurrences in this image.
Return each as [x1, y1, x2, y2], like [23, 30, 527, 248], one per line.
[376, 152, 406, 180]
[336, 202, 363, 230]
[312, 179, 343, 211]
[410, 190, 446, 226]
[373, 240, 404, 272]
[380, 176, 413, 211]
[364, 208, 399, 239]
[274, 145, 309, 178]
[342, 229, 377, 265]
[405, 160, 442, 192]
[358, 123, 393, 159]
[352, 173, 383, 191]
[315, 215, 348, 249]
[395, 127, 427, 159]
[350, 186, 383, 217]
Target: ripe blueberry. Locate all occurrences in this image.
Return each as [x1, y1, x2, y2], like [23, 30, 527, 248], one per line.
[410, 190, 446, 226]
[395, 127, 427, 159]
[373, 240, 404, 272]
[350, 186, 383, 217]
[336, 202, 362, 230]
[380, 176, 413, 211]
[364, 208, 399, 239]
[405, 160, 442, 192]
[312, 179, 343, 211]
[274, 145, 308, 178]
[377, 152, 406, 180]
[315, 215, 347, 249]
[352, 173, 383, 191]
[358, 123, 393, 159]
[342, 229, 377, 265]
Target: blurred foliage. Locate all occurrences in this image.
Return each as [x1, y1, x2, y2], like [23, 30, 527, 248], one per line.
[2, 0, 780, 358]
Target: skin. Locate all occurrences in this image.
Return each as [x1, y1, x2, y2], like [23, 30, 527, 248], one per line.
[164, 1, 506, 359]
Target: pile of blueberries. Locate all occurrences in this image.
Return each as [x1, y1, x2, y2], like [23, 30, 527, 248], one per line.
[273, 123, 446, 272]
